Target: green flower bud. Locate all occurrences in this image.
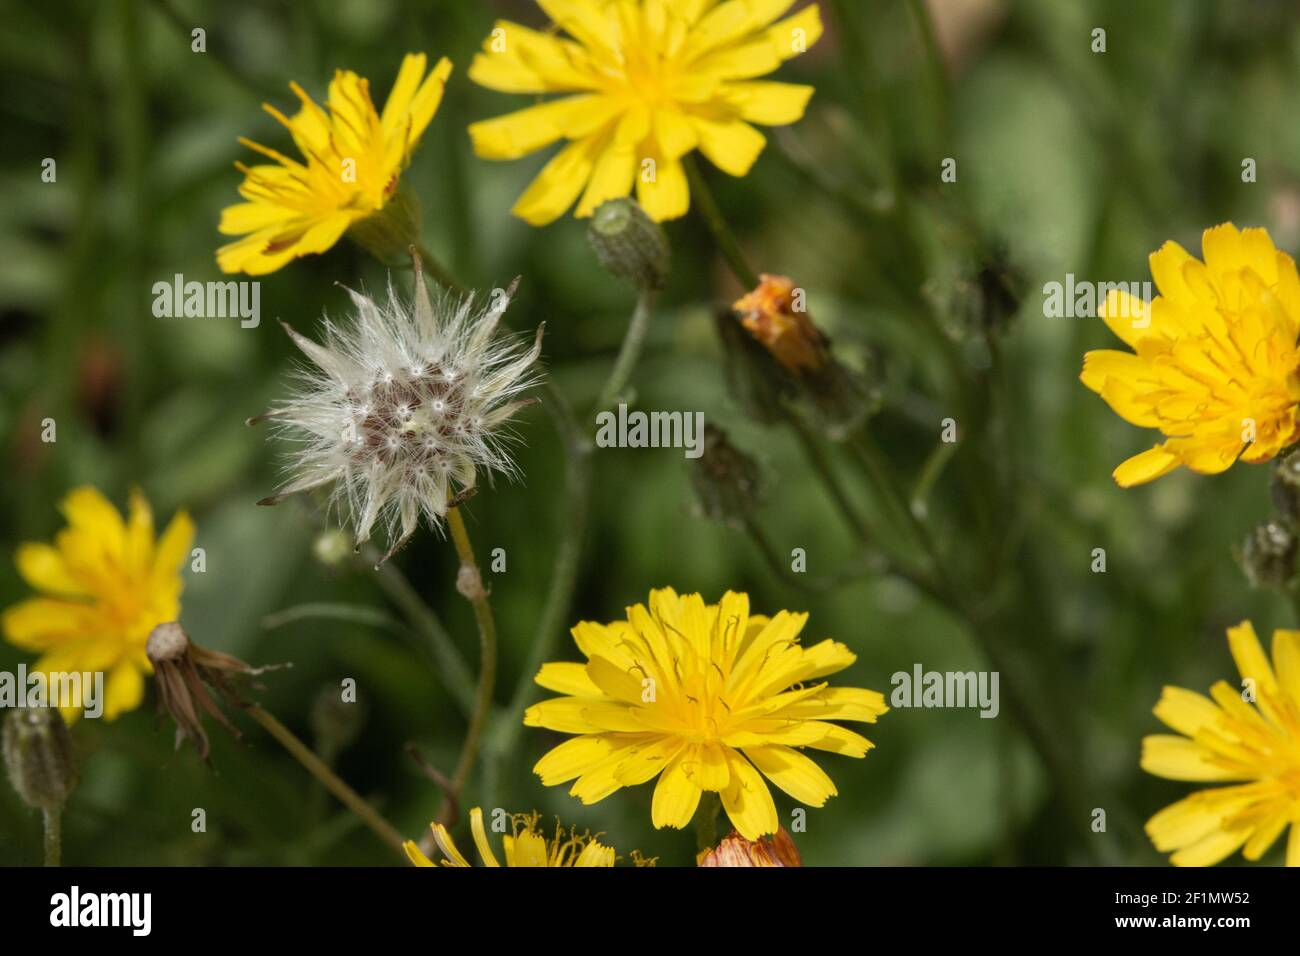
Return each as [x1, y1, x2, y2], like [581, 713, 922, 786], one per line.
[2, 708, 78, 811]
[311, 684, 365, 764]
[588, 198, 670, 290]
[1238, 518, 1297, 591]
[689, 424, 764, 528]
[347, 188, 422, 265]
[1270, 450, 1300, 527]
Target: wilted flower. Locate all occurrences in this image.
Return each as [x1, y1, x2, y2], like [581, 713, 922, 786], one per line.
[697, 827, 802, 866]
[1, 487, 193, 723]
[1142, 621, 1300, 866]
[145, 621, 263, 761]
[218, 53, 453, 274]
[526, 587, 888, 841]
[1081, 223, 1300, 486]
[252, 251, 544, 560]
[405, 806, 616, 867]
[468, 0, 823, 225]
[733, 273, 827, 374]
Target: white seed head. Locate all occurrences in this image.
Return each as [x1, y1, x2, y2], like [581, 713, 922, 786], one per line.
[257, 259, 543, 561]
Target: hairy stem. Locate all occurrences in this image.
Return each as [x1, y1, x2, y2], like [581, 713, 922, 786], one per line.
[437, 506, 498, 824]
[683, 154, 759, 289]
[43, 806, 62, 867]
[598, 287, 658, 409]
[246, 704, 406, 855]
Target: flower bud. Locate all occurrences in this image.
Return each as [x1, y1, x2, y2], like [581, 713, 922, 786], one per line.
[311, 684, 365, 764]
[696, 828, 802, 867]
[313, 527, 353, 567]
[2, 708, 78, 811]
[588, 198, 670, 290]
[1238, 519, 1297, 591]
[1271, 450, 1300, 527]
[346, 188, 422, 265]
[689, 425, 764, 528]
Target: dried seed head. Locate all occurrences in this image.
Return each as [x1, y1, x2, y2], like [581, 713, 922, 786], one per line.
[588, 198, 670, 290]
[253, 251, 544, 562]
[696, 827, 803, 867]
[146, 621, 268, 762]
[2, 708, 78, 811]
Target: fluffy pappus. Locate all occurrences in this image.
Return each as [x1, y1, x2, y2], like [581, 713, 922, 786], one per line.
[252, 252, 544, 562]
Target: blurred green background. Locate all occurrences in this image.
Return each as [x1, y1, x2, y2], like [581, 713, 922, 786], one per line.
[2, 0, 1298, 866]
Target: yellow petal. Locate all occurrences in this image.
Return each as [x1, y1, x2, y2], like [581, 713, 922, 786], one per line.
[510, 135, 605, 226]
[403, 839, 435, 866]
[1152, 686, 1223, 738]
[651, 747, 703, 829]
[469, 807, 502, 867]
[1113, 445, 1180, 487]
[430, 822, 471, 867]
[535, 661, 601, 696]
[15, 543, 85, 597]
[1140, 734, 1248, 782]
[469, 94, 610, 160]
[1226, 620, 1276, 689]
[720, 748, 778, 840]
[691, 116, 766, 176]
[636, 152, 689, 221]
[744, 743, 838, 806]
[723, 81, 813, 125]
[152, 510, 195, 591]
[533, 734, 617, 786]
[103, 660, 145, 720]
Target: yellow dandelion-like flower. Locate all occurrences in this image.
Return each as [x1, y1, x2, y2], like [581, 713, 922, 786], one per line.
[1081, 222, 1300, 487]
[217, 53, 453, 275]
[1, 487, 194, 723]
[468, 0, 823, 226]
[524, 587, 887, 841]
[1141, 621, 1300, 866]
[404, 807, 616, 867]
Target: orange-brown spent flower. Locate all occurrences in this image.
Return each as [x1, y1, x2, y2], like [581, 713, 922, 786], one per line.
[145, 621, 264, 761]
[732, 274, 829, 374]
[697, 827, 804, 867]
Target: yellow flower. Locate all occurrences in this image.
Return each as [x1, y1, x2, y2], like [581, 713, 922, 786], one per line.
[1141, 621, 1300, 866]
[2, 487, 194, 723]
[404, 807, 616, 866]
[1081, 223, 1300, 487]
[468, 0, 823, 225]
[524, 587, 887, 841]
[217, 53, 453, 275]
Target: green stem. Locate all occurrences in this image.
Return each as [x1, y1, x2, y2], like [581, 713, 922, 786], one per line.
[787, 415, 872, 543]
[43, 806, 62, 867]
[484, 380, 593, 807]
[684, 154, 759, 288]
[905, 0, 951, 144]
[370, 554, 475, 716]
[437, 506, 498, 824]
[598, 287, 658, 409]
[245, 704, 406, 855]
[414, 242, 466, 295]
[694, 791, 721, 853]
